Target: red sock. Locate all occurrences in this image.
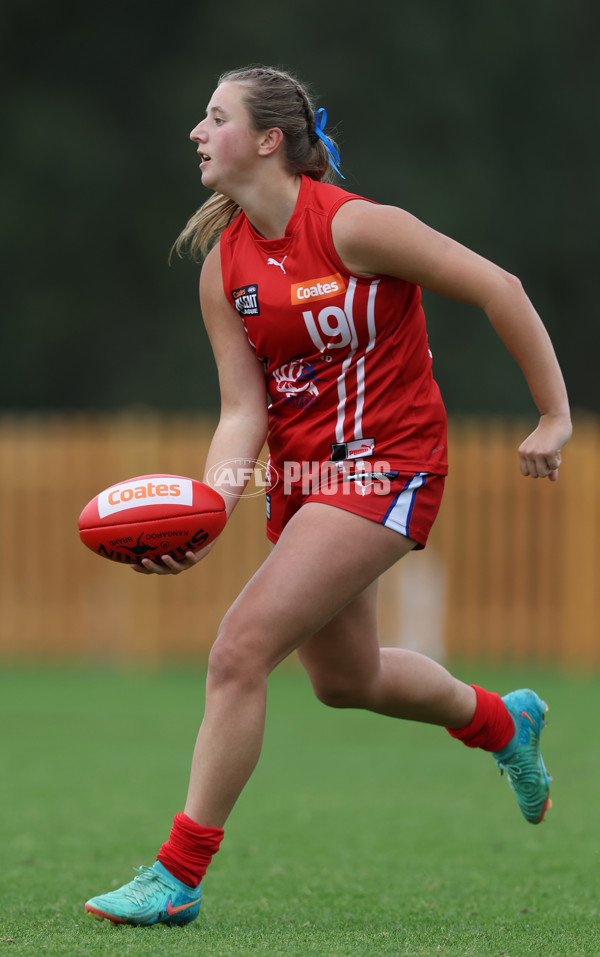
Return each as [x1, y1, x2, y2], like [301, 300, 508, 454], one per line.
[446, 685, 515, 752]
[157, 812, 224, 888]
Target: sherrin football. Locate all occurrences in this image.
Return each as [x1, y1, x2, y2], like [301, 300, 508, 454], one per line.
[78, 474, 227, 564]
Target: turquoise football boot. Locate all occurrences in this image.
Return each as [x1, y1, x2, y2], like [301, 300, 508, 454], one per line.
[492, 688, 551, 824]
[85, 861, 201, 926]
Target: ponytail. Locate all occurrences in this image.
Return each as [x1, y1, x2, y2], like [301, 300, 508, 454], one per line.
[171, 193, 240, 261]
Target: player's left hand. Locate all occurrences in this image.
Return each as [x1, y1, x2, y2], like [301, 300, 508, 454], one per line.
[518, 412, 572, 481]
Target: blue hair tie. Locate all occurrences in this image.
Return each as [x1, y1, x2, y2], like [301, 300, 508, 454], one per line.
[313, 107, 345, 179]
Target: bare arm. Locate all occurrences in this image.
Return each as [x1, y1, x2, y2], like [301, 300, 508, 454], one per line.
[332, 201, 572, 480]
[199, 243, 269, 510]
[135, 244, 268, 575]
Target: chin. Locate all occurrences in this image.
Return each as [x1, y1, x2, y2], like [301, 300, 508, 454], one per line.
[200, 167, 222, 191]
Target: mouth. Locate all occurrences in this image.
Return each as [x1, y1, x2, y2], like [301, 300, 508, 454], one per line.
[198, 152, 211, 167]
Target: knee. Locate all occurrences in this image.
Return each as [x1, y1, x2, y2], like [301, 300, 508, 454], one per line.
[207, 620, 264, 689]
[208, 630, 251, 685]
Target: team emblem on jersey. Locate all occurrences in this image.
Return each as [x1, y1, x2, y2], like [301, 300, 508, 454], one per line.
[231, 284, 260, 316]
[270, 359, 325, 409]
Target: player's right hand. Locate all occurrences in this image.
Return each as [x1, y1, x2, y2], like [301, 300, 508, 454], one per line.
[131, 541, 216, 575]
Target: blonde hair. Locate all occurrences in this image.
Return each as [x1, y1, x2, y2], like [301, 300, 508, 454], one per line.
[172, 66, 339, 261]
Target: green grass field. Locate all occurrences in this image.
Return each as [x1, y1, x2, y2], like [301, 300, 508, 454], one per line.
[1, 664, 599, 957]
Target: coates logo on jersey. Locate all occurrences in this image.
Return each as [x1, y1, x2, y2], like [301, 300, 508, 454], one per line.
[231, 284, 260, 317]
[290, 273, 346, 306]
[270, 359, 325, 409]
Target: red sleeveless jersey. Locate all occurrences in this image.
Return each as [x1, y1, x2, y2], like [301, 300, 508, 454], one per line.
[219, 175, 448, 476]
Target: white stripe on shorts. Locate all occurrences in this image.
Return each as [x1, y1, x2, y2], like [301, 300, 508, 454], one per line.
[382, 472, 429, 536]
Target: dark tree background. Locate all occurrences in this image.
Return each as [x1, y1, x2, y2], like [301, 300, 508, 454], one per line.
[1, 0, 597, 415]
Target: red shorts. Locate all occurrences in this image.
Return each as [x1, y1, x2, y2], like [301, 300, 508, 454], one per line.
[266, 464, 445, 549]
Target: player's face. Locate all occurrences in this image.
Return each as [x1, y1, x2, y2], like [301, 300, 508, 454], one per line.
[190, 82, 262, 194]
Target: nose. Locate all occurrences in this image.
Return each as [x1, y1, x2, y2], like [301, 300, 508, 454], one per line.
[190, 119, 207, 142]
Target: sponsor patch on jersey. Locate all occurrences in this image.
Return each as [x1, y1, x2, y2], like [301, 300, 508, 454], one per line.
[232, 284, 260, 316]
[330, 438, 376, 461]
[291, 273, 346, 306]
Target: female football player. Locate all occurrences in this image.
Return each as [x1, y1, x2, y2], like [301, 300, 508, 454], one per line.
[85, 66, 571, 926]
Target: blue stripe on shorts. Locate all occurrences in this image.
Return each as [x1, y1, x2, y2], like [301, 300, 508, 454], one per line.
[381, 472, 428, 537]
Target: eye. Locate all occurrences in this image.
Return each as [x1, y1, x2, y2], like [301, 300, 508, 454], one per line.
[214, 117, 224, 126]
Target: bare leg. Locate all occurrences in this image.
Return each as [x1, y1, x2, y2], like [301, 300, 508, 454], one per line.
[298, 580, 476, 726]
[184, 503, 475, 827]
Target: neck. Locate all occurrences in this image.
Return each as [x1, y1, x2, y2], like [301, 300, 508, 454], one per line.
[232, 172, 302, 240]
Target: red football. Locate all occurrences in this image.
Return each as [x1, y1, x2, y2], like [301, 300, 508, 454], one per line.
[78, 474, 227, 564]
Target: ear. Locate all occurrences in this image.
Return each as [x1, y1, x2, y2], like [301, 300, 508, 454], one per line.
[257, 127, 284, 157]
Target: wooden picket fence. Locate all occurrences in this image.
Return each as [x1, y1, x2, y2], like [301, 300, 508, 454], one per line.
[0, 412, 597, 667]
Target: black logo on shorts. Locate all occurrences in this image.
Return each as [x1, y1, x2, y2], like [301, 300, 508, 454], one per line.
[232, 284, 260, 317]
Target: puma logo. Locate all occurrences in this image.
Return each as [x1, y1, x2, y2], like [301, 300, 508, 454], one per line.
[267, 256, 287, 274]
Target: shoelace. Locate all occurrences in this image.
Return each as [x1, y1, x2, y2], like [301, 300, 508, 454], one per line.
[120, 866, 170, 905]
[497, 748, 546, 816]
[496, 758, 523, 779]
[496, 761, 523, 777]
[497, 744, 541, 781]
